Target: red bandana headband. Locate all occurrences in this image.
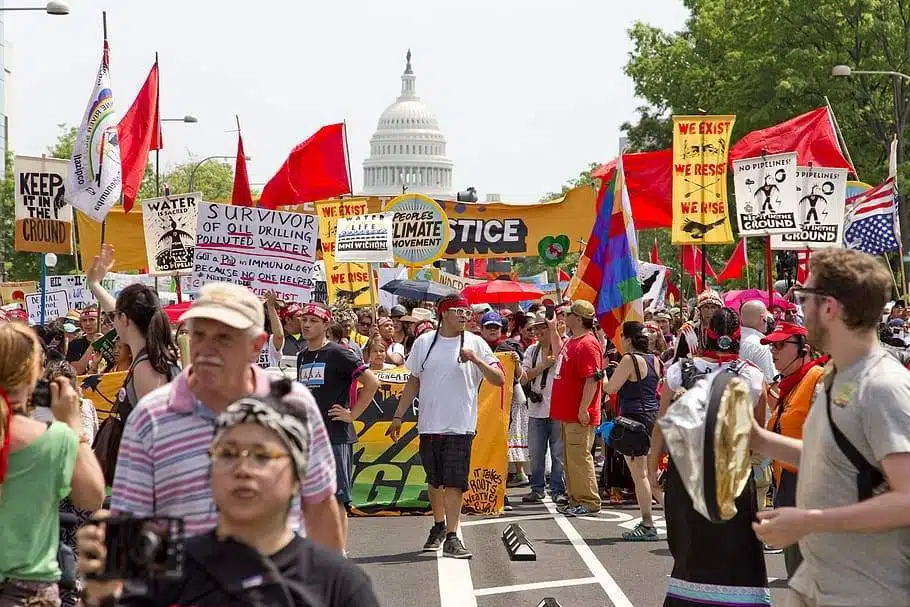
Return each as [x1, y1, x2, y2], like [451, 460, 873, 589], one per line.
[301, 303, 333, 323]
[279, 303, 302, 321]
[439, 296, 470, 315]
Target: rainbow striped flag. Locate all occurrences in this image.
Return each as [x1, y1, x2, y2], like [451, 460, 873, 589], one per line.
[565, 160, 643, 347]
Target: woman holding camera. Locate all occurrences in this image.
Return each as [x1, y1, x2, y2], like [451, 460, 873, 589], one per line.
[601, 321, 662, 542]
[0, 322, 106, 606]
[77, 378, 380, 607]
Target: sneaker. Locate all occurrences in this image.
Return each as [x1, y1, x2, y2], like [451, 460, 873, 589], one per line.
[562, 504, 599, 517]
[503, 496, 513, 511]
[622, 521, 659, 542]
[443, 534, 472, 559]
[522, 491, 545, 504]
[422, 523, 447, 552]
[507, 472, 530, 488]
[553, 493, 570, 506]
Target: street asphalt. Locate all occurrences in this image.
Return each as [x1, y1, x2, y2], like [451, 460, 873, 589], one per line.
[348, 488, 790, 607]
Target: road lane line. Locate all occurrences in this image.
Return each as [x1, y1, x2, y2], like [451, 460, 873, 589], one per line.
[544, 500, 634, 607]
[474, 577, 599, 596]
[437, 527, 477, 607]
[461, 513, 554, 527]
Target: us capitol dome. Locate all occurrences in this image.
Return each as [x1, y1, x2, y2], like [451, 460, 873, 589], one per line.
[361, 50, 455, 198]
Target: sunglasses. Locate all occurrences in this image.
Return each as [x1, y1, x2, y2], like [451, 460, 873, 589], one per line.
[770, 339, 801, 351]
[445, 307, 471, 317]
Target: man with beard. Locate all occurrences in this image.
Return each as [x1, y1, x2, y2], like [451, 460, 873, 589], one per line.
[750, 248, 910, 607]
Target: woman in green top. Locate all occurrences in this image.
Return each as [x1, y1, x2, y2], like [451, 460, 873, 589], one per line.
[0, 322, 106, 606]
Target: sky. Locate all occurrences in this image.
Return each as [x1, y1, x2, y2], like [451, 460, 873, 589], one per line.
[3, 0, 689, 203]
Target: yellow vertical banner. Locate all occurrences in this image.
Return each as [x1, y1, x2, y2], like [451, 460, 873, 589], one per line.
[315, 199, 375, 307]
[671, 115, 736, 245]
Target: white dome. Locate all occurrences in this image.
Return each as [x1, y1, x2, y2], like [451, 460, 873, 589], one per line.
[362, 51, 454, 198]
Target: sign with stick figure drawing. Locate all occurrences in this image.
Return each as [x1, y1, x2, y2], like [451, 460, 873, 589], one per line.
[142, 192, 201, 274]
[733, 152, 799, 236]
[771, 167, 847, 250]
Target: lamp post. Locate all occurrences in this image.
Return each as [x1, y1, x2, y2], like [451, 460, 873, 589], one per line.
[188, 155, 250, 193]
[157, 115, 198, 194]
[39, 253, 58, 326]
[0, 1, 69, 14]
[832, 64, 910, 276]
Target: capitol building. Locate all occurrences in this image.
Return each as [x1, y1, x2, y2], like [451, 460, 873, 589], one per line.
[361, 51, 455, 198]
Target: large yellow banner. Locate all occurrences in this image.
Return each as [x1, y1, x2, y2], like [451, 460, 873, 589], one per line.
[671, 115, 736, 245]
[315, 200, 375, 308]
[78, 371, 127, 420]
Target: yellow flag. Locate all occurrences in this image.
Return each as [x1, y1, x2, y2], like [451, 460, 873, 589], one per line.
[671, 115, 736, 245]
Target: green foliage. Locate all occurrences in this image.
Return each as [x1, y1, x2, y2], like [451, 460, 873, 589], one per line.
[158, 157, 235, 202]
[539, 162, 602, 202]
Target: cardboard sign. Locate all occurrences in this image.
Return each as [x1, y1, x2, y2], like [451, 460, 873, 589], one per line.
[335, 212, 394, 264]
[771, 167, 848, 250]
[142, 192, 201, 274]
[0, 281, 37, 305]
[732, 153, 799, 236]
[14, 156, 73, 254]
[192, 203, 319, 301]
[25, 289, 70, 325]
[670, 115, 736, 245]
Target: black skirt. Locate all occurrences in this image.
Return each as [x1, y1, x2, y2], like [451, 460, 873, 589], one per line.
[663, 460, 770, 606]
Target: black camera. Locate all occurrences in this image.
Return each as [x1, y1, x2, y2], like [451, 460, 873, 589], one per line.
[526, 387, 543, 404]
[31, 379, 52, 408]
[88, 516, 185, 581]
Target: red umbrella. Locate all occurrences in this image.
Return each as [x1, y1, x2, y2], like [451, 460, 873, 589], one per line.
[163, 301, 193, 324]
[461, 280, 545, 305]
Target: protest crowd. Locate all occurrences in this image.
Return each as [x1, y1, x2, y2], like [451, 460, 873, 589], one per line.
[1, 17, 909, 607]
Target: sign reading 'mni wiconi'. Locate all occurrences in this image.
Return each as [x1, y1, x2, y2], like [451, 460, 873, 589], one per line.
[14, 155, 73, 254]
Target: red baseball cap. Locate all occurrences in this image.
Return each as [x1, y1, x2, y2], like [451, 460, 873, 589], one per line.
[760, 322, 807, 345]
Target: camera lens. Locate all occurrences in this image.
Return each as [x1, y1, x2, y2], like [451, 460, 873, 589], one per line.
[130, 530, 162, 565]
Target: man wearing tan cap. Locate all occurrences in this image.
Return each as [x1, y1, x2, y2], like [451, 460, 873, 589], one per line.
[110, 282, 344, 549]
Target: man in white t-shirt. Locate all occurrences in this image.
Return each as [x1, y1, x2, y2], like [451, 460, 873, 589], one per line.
[388, 294, 505, 559]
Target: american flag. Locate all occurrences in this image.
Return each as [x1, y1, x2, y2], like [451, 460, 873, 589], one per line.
[843, 178, 900, 255]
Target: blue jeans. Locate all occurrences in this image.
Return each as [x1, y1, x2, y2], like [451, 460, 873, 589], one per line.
[528, 417, 566, 495]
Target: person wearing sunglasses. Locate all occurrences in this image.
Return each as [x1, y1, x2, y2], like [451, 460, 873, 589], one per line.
[759, 322, 826, 578]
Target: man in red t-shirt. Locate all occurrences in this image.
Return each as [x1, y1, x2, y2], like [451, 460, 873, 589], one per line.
[549, 300, 603, 515]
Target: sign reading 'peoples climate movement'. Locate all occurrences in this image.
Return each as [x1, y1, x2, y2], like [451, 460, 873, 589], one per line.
[142, 192, 201, 274]
[14, 156, 73, 254]
[335, 212, 394, 264]
[732, 152, 799, 236]
[384, 193, 450, 266]
[771, 166, 848, 250]
[191, 203, 319, 302]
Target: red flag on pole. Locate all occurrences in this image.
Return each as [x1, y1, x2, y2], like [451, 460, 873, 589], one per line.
[666, 276, 680, 305]
[118, 61, 161, 213]
[558, 268, 571, 283]
[796, 250, 811, 284]
[681, 245, 717, 292]
[231, 134, 253, 207]
[717, 239, 748, 282]
[258, 123, 351, 209]
[649, 238, 662, 265]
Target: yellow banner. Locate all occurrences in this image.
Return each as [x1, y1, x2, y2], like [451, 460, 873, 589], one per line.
[315, 200, 375, 307]
[77, 208, 148, 272]
[78, 371, 127, 420]
[671, 115, 736, 245]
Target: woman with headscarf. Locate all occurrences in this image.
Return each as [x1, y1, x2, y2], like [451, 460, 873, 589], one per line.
[77, 378, 381, 607]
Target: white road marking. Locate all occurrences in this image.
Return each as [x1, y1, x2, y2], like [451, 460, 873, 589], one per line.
[543, 500, 634, 607]
[437, 527, 477, 607]
[474, 577, 600, 597]
[461, 513, 554, 527]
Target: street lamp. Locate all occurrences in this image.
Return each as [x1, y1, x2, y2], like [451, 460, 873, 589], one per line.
[188, 154, 250, 192]
[162, 115, 198, 123]
[0, 1, 70, 14]
[39, 253, 58, 326]
[831, 64, 910, 81]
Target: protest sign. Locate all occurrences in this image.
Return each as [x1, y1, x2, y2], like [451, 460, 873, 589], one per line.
[349, 355, 513, 514]
[385, 193, 450, 266]
[638, 262, 668, 310]
[335, 212, 394, 264]
[142, 192, 200, 274]
[91, 329, 119, 369]
[732, 153, 799, 236]
[79, 371, 126, 420]
[192, 203, 319, 301]
[0, 281, 36, 305]
[671, 115, 736, 245]
[315, 199, 368, 255]
[14, 156, 73, 254]
[323, 252, 375, 307]
[25, 289, 70, 325]
[771, 167, 848, 250]
[45, 275, 95, 309]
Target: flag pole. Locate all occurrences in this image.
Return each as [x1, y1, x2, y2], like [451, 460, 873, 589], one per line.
[882, 253, 901, 296]
[743, 237, 750, 288]
[100, 11, 108, 245]
[342, 120, 353, 197]
[824, 96, 858, 178]
[765, 235, 774, 308]
[155, 51, 160, 196]
[699, 243, 706, 294]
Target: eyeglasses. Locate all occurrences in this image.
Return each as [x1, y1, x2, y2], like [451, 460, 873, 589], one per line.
[792, 287, 836, 305]
[446, 307, 471, 317]
[209, 445, 290, 470]
[770, 339, 801, 351]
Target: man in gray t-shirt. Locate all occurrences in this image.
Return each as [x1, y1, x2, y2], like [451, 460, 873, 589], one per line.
[749, 249, 910, 607]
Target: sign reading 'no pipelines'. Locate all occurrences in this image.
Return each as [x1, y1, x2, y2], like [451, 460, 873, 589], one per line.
[14, 155, 73, 254]
[384, 193, 450, 266]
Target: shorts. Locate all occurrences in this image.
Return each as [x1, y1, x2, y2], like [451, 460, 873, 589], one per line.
[331, 442, 354, 509]
[419, 433, 474, 491]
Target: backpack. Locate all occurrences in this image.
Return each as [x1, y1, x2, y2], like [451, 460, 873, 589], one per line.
[679, 358, 708, 390]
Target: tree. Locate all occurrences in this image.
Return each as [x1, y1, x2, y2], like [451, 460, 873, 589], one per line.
[159, 157, 235, 202]
[539, 162, 602, 202]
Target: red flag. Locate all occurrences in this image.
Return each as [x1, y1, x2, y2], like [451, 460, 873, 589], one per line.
[118, 62, 161, 213]
[796, 250, 811, 284]
[730, 107, 853, 172]
[258, 123, 350, 209]
[471, 258, 488, 278]
[649, 238, 662, 265]
[681, 245, 717, 292]
[594, 149, 674, 230]
[666, 276, 680, 305]
[558, 268, 571, 283]
[231, 134, 253, 207]
[717, 239, 748, 282]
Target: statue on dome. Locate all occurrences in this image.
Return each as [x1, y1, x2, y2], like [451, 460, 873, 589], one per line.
[405, 49, 412, 73]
